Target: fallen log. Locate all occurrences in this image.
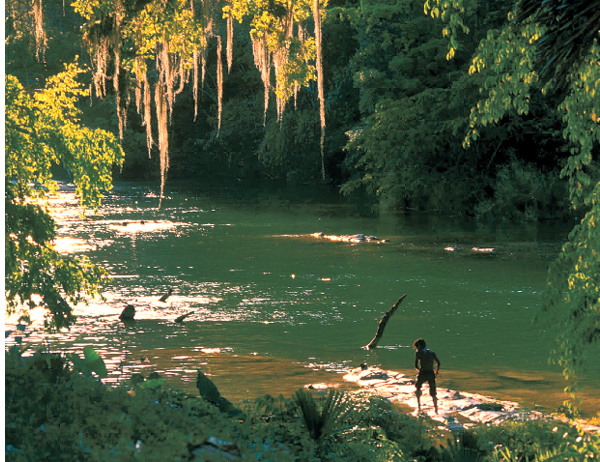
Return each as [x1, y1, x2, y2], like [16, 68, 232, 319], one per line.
[363, 294, 407, 350]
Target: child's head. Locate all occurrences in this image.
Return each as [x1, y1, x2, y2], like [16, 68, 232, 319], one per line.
[412, 338, 426, 350]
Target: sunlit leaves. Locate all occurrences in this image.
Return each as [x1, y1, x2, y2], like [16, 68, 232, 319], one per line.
[559, 41, 600, 209]
[542, 42, 600, 381]
[6, 62, 124, 208]
[543, 186, 600, 380]
[234, 0, 326, 118]
[73, 0, 328, 119]
[464, 17, 542, 147]
[464, 7, 600, 382]
[423, 0, 472, 59]
[5, 65, 124, 330]
[120, 0, 205, 61]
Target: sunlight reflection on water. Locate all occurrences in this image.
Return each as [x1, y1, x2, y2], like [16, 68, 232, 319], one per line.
[7, 181, 599, 415]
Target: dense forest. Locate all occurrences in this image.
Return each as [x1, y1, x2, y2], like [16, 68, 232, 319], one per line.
[6, 0, 586, 220]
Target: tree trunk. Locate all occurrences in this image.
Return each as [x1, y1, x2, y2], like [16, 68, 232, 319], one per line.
[363, 294, 407, 349]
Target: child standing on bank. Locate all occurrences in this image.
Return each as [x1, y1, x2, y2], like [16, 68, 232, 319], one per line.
[413, 338, 441, 413]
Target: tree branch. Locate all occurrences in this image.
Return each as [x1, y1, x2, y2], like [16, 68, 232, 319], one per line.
[363, 294, 407, 350]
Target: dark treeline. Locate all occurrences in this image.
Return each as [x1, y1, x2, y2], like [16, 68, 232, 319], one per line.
[6, 0, 572, 221]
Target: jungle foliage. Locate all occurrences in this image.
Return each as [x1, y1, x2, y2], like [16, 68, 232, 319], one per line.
[449, 0, 600, 387]
[4, 64, 124, 330]
[6, 349, 600, 462]
[5, 0, 588, 220]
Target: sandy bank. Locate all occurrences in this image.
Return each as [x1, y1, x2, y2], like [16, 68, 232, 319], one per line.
[343, 366, 600, 434]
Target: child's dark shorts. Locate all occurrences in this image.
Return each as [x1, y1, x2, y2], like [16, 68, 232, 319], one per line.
[415, 370, 437, 396]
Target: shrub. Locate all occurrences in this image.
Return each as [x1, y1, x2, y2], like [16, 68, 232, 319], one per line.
[476, 158, 568, 222]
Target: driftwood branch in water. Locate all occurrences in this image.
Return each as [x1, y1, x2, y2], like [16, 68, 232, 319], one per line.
[174, 311, 194, 323]
[363, 294, 407, 350]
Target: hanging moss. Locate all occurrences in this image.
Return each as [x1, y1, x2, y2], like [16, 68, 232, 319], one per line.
[155, 80, 169, 207]
[217, 35, 224, 133]
[226, 12, 234, 72]
[313, 0, 326, 180]
[68, 0, 329, 204]
[33, 0, 48, 61]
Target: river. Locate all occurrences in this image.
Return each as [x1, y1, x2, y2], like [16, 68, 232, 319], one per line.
[6, 181, 599, 417]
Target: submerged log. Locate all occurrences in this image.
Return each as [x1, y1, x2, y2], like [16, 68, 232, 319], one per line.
[311, 232, 389, 244]
[363, 294, 407, 350]
[471, 247, 496, 253]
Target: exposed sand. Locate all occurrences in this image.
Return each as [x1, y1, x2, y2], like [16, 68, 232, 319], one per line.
[343, 366, 600, 433]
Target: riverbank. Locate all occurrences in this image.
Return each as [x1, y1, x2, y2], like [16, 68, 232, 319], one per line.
[342, 366, 600, 434]
[8, 316, 598, 428]
[6, 349, 600, 462]
[112, 346, 600, 423]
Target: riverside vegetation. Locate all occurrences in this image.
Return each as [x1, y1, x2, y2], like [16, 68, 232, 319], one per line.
[5, 347, 600, 462]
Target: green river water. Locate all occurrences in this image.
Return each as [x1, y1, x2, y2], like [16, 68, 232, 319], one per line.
[6, 181, 599, 417]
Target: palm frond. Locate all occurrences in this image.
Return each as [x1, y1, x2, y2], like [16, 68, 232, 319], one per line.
[516, 0, 600, 89]
[294, 388, 349, 440]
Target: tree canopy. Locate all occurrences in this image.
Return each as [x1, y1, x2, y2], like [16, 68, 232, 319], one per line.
[69, 0, 328, 200]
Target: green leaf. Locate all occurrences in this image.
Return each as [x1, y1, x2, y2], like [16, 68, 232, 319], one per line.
[5, 68, 122, 331]
[83, 347, 108, 378]
[138, 379, 166, 389]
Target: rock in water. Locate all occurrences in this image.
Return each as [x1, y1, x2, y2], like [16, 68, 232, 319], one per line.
[119, 304, 135, 321]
